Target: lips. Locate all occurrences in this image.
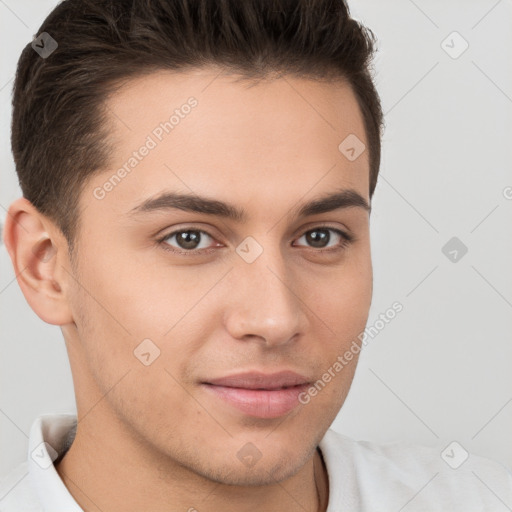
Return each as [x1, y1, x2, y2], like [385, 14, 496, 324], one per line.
[202, 371, 312, 418]
[204, 370, 311, 390]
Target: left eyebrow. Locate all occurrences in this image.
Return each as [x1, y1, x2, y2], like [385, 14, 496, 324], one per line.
[128, 188, 371, 222]
[295, 189, 371, 217]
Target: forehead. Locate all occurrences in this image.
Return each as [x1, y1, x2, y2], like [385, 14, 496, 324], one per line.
[86, 68, 370, 218]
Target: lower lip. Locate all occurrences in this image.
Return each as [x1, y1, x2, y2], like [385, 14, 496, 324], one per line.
[202, 383, 309, 419]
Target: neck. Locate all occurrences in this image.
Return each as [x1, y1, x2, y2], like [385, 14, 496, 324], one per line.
[55, 409, 329, 512]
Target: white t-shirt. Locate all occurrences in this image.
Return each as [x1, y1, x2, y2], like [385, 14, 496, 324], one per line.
[1, 413, 511, 511]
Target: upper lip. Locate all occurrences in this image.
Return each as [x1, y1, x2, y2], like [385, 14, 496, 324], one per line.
[204, 371, 311, 390]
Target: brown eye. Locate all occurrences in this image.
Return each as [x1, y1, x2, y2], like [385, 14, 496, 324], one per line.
[161, 229, 215, 251]
[294, 227, 352, 250]
[305, 229, 330, 248]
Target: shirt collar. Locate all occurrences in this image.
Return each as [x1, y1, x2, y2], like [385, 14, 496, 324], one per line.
[28, 413, 83, 510]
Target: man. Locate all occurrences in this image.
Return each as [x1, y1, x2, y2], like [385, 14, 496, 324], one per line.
[1, 0, 511, 510]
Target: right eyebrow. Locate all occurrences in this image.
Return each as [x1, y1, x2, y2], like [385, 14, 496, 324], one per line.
[128, 191, 247, 222]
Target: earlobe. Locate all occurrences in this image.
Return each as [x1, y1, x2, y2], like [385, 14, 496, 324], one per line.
[3, 197, 74, 325]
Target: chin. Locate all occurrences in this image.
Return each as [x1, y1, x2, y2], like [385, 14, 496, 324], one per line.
[191, 440, 318, 487]
[203, 458, 304, 487]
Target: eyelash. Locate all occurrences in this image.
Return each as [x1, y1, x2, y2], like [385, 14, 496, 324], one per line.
[156, 225, 354, 256]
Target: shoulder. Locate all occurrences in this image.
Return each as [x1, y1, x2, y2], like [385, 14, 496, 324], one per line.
[0, 461, 42, 511]
[319, 429, 512, 511]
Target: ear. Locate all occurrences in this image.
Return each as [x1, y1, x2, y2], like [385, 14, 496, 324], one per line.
[3, 197, 74, 325]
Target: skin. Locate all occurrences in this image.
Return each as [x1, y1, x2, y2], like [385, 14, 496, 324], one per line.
[4, 67, 373, 512]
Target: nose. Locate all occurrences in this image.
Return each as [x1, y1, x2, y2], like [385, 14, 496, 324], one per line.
[223, 244, 308, 347]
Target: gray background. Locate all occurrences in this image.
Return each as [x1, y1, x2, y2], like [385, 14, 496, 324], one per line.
[1, 0, 512, 480]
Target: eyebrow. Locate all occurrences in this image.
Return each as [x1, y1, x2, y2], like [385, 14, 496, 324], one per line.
[128, 188, 370, 221]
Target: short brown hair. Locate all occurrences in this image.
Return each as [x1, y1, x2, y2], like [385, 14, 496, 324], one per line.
[11, 0, 384, 253]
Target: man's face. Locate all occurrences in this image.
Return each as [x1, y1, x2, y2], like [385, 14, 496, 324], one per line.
[63, 69, 372, 485]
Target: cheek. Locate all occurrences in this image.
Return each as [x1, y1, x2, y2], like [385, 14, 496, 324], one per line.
[70, 250, 209, 383]
[67, 252, 157, 386]
[305, 256, 372, 331]
[73, 246, 176, 339]
[70, 275, 200, 426]
[298, 255, 372, 404]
